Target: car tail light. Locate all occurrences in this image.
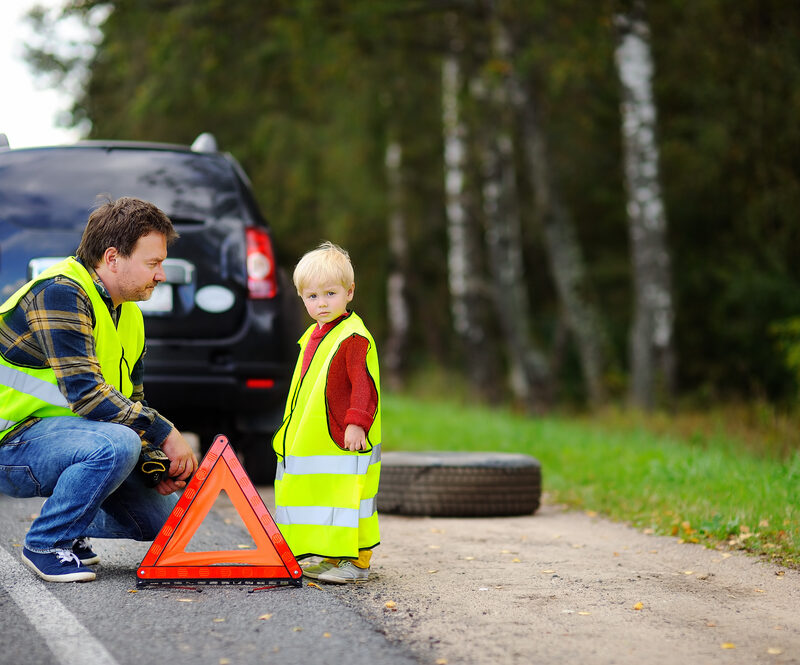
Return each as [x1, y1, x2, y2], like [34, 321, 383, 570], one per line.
[245, 378, 275, 389]
[245, 227, 277, 299]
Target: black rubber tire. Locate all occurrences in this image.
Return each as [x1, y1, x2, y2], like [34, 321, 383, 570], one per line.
[378, 451, 542, 517]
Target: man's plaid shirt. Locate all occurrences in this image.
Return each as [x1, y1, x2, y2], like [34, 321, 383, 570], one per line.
[0, 261, 173, 446]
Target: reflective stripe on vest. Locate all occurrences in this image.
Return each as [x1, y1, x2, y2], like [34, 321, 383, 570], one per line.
[0, 258, 144, 440]
[0, 365, 70, 431]
[274, 497, 378, 529]
[275, 444, 381, 480]
[273, 312, 381, 558]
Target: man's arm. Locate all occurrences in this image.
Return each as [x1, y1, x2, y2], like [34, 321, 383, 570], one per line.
[26, 277, 173, 444]
[130, 351, 198, 493]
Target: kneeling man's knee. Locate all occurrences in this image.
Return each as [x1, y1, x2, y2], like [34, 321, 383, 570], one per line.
[92, 424, 141, 474]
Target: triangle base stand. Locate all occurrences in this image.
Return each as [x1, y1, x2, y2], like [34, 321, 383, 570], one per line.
[137, 577, 299, 588]
[136, 434, 302, 588]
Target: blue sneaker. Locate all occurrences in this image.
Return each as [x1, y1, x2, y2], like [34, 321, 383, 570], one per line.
[22, 547, 96, 582]
[72, 537, 100, 565]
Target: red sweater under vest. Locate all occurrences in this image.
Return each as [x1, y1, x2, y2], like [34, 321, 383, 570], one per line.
[300, 312, 378, 448]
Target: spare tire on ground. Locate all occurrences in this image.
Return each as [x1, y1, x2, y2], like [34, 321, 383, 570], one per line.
[378, 451, 541, 517]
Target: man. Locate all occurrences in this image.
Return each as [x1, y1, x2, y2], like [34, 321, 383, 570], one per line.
[0, 197, 197, 582]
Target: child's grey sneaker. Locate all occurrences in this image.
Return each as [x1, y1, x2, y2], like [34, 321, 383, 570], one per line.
[72, 537, 100, 565]
[317, 560, 370, 584]
[301, 559, 337, 580]
[22, 547, 96, 582]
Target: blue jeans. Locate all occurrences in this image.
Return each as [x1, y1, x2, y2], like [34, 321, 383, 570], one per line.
[0, 417, 177, 552]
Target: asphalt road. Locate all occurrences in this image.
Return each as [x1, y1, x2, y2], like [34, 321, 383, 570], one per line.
[0, 492, 418, 665]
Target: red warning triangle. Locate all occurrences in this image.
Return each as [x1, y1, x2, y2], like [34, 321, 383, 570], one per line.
[137, 434, 302, 587]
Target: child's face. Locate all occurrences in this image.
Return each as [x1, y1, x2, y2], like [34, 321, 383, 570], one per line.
[300, 280, 354, 328]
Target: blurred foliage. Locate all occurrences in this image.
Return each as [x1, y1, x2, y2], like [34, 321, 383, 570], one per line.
[27, 0, 800, 407]
[772, 317, 800, 397]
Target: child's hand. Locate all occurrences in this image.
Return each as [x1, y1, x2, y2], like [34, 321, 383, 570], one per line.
[344, 424, 366, 451]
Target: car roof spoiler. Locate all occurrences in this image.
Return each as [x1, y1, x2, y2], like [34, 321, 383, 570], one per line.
[0, 132, 218, 154]
[191, 132, 218, 153]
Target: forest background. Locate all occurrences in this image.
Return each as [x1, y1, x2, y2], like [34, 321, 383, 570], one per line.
[26, 0, 800, 437]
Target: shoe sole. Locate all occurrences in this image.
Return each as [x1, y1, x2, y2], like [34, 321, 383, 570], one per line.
[22, 553, 96, 583]
[77, 555, 100, 565]
[317, 573, 371, 584]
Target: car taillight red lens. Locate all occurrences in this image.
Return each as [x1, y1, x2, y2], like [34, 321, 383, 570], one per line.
[245, 227, 277, 299]
[245, 378, 275, 389]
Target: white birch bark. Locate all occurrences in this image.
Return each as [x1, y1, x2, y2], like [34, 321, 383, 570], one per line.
[479, 23, 550, 409]
[442, 52, 472, 340]
[497, 17, 610, 407]
[384, 139, 410, 389]
[615, 1, 676, 408]
[441, 44, 500, 396]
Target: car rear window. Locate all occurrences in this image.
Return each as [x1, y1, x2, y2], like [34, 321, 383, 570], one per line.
[0, 147, 249, 229]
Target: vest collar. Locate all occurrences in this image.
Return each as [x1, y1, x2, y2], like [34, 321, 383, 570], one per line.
[77, 258, 118, 317]
[311, 311, 352, 337]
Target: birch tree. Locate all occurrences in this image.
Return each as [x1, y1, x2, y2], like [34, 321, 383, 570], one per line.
[614, 0, 676, 408]
[441, 19, 498, 396]
[478, 16, 551, 410]
[383, 138, 411, 389]
[495, 13, 611, 407]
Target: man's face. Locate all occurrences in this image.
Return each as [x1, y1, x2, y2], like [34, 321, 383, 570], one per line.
[115, 231, 168, 303]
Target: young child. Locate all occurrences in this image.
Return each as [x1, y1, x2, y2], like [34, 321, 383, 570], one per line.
[273, 241, 381, 583]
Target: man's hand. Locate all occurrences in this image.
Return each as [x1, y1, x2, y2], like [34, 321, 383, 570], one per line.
[155, 428, 198, 495]
[343, 424, 367, 452]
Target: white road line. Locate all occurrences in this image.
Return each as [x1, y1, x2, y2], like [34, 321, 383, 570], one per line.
[0, 546, 119, 665]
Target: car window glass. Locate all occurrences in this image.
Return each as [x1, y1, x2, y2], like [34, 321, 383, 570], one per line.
[0, 148, 245, 229]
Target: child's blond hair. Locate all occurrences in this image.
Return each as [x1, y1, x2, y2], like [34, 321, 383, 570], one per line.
[293, 241, 355, 294]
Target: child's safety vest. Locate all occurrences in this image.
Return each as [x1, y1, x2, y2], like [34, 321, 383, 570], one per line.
[0, 257, 145, 440]
[273, 312, 381, 559]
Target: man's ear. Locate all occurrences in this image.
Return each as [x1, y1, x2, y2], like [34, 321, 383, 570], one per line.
[102, 247, 120, 272]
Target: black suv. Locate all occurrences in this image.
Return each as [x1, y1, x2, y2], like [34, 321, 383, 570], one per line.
[0, 133, 301, 482]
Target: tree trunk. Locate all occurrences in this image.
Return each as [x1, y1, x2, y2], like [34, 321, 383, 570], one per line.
[383, 138, 411, 390]
[498, 19, 610, 407]
[615, 0, 676, 409]
[441, 32, 498, 398]
[478, 21, 551, 411]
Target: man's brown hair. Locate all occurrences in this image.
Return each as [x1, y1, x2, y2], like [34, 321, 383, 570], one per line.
[76, 197, 179, 267]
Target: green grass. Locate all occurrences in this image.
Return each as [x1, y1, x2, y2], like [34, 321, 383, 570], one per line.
[383, 393, 800, 567]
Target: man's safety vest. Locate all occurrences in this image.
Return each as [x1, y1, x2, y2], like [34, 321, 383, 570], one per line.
[273, 312, 381, 559]
[0, 257, 145, 441]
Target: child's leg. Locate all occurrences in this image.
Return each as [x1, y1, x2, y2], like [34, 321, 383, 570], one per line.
[321, 551, 369, 567]
[353, 549, 372, 569]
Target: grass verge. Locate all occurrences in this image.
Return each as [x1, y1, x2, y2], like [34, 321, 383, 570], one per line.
[383, 393, 800, 567]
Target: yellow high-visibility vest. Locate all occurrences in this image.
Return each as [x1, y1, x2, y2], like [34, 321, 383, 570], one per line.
[0, 258, 145, 440]
[273, 312, 381, 559]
